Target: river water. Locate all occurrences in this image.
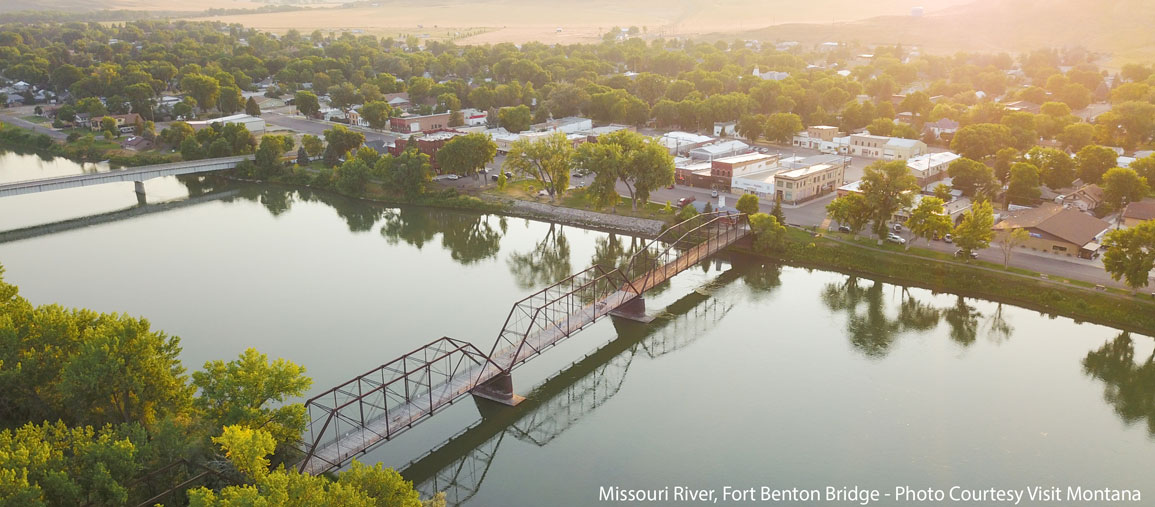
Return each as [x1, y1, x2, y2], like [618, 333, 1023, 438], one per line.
[1, 152, 1152, 505]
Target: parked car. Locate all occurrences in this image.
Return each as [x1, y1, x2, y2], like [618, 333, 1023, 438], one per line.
[667, 183, 676, 189]
[505, 171, 513, 179]
[838, 225, 851, 233]
[943, 233, 953, 243]
[955, 248, 978, 259]
[711, 190, 719, 197]
[892, 223, 903, 232]
[887, 233, 906, 244]
[678, 196, 696, 207]
[490, 174, 500, 181]
[446, 174, 460, 180]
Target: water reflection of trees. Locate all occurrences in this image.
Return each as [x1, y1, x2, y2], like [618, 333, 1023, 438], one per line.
[507, 223, 572, 289]
[821, 277, 1007, 357]
[379, 207, 504, 265]
[1083, 332, 1155, 434]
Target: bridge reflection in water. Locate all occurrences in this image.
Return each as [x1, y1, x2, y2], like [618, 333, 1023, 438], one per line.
[400, 267, 742, 506]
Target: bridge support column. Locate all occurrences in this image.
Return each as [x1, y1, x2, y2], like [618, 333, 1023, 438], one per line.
[133, 180, 146, 205]
[471, 372, 525, 407]
[610, 296, 653, 323]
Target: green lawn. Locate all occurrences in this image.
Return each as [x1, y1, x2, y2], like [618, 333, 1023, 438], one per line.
[19, 115, 49, 124]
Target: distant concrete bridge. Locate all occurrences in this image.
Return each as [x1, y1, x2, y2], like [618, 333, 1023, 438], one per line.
[0, 155, 252, 199]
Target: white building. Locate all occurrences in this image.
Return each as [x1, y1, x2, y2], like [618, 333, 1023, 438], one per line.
[689, 140, 750, 161]
[531, 116, 593, 135]
[849, 134, 927, 160]
[659, 131, 714, 155]
[906, 152, 961, 185]
[459, 108, 489, 127]
[198, 114, 266, 134]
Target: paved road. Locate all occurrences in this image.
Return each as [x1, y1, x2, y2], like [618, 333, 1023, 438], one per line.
[262, 112, 398, 143]
[0, 114, 67, 141]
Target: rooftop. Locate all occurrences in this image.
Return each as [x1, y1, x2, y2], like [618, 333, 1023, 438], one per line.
[714, 152, 775, 165]
[1123, 200, 1155, 221]
[994, 203, 1110, 246]
[776, 163, 837, 180]
[907, 152, 961, 172]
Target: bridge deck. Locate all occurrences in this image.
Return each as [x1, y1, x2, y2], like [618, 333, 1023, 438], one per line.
[0, 155, 252, 197]
[300, 216, 749, 474]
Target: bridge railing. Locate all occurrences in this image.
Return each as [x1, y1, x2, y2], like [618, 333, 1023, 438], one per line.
[486, 264, 635, 372]
[621, 211, 749, 292]
[298, 337, 500, 473]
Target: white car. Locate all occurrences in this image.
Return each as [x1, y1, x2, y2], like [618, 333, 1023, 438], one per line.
[887, 233, 906, 245]
[711, 190, 719, 197]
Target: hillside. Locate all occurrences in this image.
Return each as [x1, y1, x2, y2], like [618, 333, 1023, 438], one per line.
[732, 0, 1155, 67]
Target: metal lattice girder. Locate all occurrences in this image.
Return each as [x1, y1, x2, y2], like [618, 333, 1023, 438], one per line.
[296, 212, 750, 476]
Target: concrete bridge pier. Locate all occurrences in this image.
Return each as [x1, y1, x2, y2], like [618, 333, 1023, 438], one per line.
[134, 180, 146, 205]
[610, 296, 653, 323]
[471, 372, 525, 407]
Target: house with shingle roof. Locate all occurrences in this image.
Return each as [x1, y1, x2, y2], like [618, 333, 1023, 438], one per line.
[1121, 199, 1155, 228]
[993, 203, 1110, 258]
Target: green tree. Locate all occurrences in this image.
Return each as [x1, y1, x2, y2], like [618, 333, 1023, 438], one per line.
[302, 134, 324, 157]
[360, 101, 393, 130]
[336, 157, 372, 195]
[437, 133, 497, 178]
[735, 193, 759, 215]
[1101, 167, 1151, 212]
[181, 74, 221, 112]
[100, 116, 119, 138]
[826, 192, 870, 234]
[191, 348, 311, 454]
[947, 157, 997, 198]
[953, 200, 995, 258]
[998, 228, 1030, 268]
[322, 125, 365, 166]
[577, 130, 674, 211]
[383, 144, 432, 197]
[736, 114, 765, 143]
[245, 96, 261, 116]
[0, 422, 141, 506]
[1058, 122, 1094, 151]
[575, 140, 624, 211]
[950, 123, 1011, 160]
[295, 90, 320, 117]
[254, 135, 289, 177]
[187, 426, 430, 507]
[503, 132, 573, 201]
[763, 112, 803, 143]
[866, 118, 895, 136]
[749, 213, 786, 254]
[180, 136, 205, 160]
[218, 86, 243, 114]
[1076, 144, 1119, 184]
[1023, 146, 1075, 189]
[1101, 221, 1155, 290]
[1006, 162, 1042, 205]
[905, 197, 952, 246]
[498, 105, 532, 133]
[932, 183, 953, 201]
[858, 161, 919, 239]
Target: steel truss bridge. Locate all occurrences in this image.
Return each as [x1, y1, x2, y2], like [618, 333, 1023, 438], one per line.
[402, 272, 739, 506]
[296, 211, 750, 475]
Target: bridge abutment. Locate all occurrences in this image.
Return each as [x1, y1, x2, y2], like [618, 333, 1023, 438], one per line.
[610, 296, 654, 323]
[471, 372, 525, 407]
[134, 180, 146, 204]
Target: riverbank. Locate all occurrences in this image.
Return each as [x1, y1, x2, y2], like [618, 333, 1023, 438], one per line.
[772, 228, 1155, 337]
[0, 122, 178, 168]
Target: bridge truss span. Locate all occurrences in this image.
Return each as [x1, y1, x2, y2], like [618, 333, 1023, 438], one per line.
[296, 211, 750, 474]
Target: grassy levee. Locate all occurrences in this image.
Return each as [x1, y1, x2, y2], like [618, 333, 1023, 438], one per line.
[769, 228, 1155, 337]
